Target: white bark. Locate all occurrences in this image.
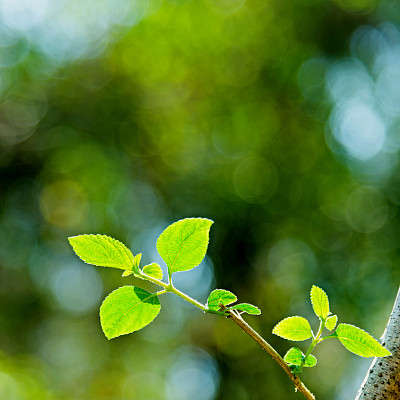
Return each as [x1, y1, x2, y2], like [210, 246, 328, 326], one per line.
[355, 287, 400, 400]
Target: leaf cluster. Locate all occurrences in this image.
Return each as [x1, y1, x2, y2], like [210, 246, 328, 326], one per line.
[69, 217, 391, 387]
[272, 285, 391, 374]
[69, 218, 260, 339]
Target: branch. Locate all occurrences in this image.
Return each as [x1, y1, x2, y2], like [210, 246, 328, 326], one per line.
[227, 309, 316, 400]
[354, 286, 400, 399]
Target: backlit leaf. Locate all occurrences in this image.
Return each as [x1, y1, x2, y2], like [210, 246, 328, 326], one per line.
[229, 303, 261, 315]
[326, 315, 338, 331]
[207, 289, 237, 311]
[310, 285, 330, 320]
[284, 347, 303, 365]
[142, 263, 163, 280]
[272, 316, 313, 341]
[69, 234, 134, 271]
[100, 286, 161, 339]
[133, 253, 142, 269]
[334, 323, 391, 358]
[284, 347, 317, 367]
[156, 218, 213, 274]
[304, 354, 317, 367]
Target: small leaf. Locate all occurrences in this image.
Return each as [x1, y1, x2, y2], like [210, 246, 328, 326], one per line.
[133, 253, 142, 269]
[207, 289, 237, 311]
[229, 303, 261, 315]
[304, 354, 317, 367]
[142, 263, 163, 280]
[156, 218, 213, 274]
[122, 270, 134, 277]
[272, 316, 313, 341]
[310, 285, 330, 320]
[284, 347, 303, 366]
[326, 315, 338, 331]
[283, 348, 317, 368]
[100, 286, 161, 339]
[334, 323, 391, 358]
[69, 235, 134, 271]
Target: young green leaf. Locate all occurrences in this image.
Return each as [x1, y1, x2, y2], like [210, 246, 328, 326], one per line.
[334, 323, 391, 358]
[133, 253, 142, 269]
[122, 270, 134, 277]
[156, 218, 213, 275]
[142, 263, 163, 280]
[100, 286, 161, 339]
[304, 354, 317, 367]
[272, 316, 313, 341]
[284, 347, 303, 366]
[310, 285, 330, 320]
[69, 234, 135, 272]
[207, 289, 237, 311]
[325, 315, 338, 331]
[283, 347, 317, 368]
[228, 303, 261, 315]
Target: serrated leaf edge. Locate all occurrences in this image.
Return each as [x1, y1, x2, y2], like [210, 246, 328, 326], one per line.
[100, 286, 161, 340]
[228, 303, 261, 315]
[335, 323, 392, 358]
[156, 217, 213, 274]
[272, 316, 313, 341]
[310, 285, 330, 320]
[69, 234, 134, 271]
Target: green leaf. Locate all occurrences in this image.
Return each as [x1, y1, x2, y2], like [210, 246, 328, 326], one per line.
[156, 218, 213, 274]
[284, 347, 303, 366]
[326, 315, 338, 331]
[100, 286, 161, 339]
[334, 323, 391, 358]
[272, 316, 313, 341]
[142, 263, 163, 280]
[304, 354, 317, 367]
[283, 347, 317, 368]
[207, 289, 237, 311]
[228, 303, 261, 315]
[68, 234, 135, 271]
[133, 253, 142, 269]
[310, 285, 330, 320]
[122, 270, 134, 277]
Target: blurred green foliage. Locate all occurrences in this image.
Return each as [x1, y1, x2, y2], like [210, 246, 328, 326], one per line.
[1, 0, 400, 399]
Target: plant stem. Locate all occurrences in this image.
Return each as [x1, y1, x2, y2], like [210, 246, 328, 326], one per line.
[298, 319, 325, 373]
[138, 273, 315, 399]
[138, 272, 227, 316]
[226, 308, 316, 400]
[168, 284, 206, 311]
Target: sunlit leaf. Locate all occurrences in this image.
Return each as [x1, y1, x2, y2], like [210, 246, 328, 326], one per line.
[68, 234, 135, 271]
[133, 253, 142, 269]
[272, 316, 313, 341]
[326, 315, 338, 331]
[100, 286, 161, 339]
[283, 347, 317, 367]
[310, 285, 330, 320]
[334, 323, 391, 358]
[228, 303, 261, 315]
[284, 347, 303, 366]
[142, 263, 163, 280]
[207, 289, 237, 311]
[304, 354, 317, 367]
[156, 218, 213, 274]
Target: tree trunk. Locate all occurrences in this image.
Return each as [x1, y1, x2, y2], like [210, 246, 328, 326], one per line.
[355, 287, 400, 399]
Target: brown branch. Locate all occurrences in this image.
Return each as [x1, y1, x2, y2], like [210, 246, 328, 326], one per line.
[227, 309, 316, 400]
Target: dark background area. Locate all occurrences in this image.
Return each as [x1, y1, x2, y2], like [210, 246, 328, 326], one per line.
[1, 0, 400, 399]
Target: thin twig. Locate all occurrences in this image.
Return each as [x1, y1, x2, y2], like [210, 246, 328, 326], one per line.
[227, 309, 316, 400]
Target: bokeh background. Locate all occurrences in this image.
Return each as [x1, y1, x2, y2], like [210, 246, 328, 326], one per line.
[1, 0, 400, 399]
